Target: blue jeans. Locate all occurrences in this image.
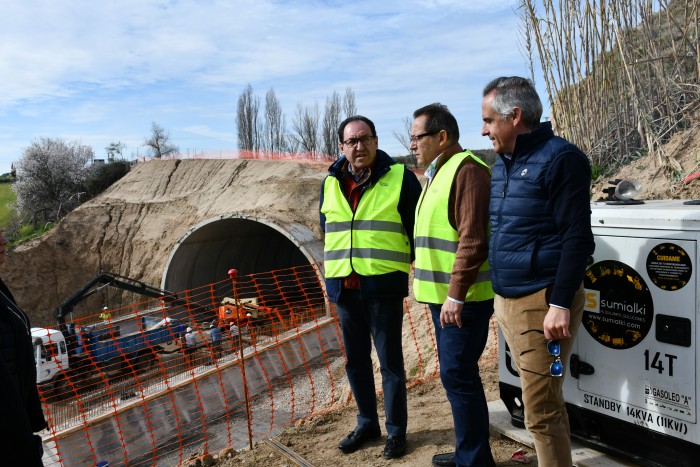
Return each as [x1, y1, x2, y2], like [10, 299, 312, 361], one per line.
[337, 291, 407, 437]
[430, 300, 494, 467]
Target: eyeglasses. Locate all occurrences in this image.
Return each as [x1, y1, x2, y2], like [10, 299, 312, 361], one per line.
[342, 135, 375, 148]
[409, 131, 437, 143]
[547, 340, 563, 377]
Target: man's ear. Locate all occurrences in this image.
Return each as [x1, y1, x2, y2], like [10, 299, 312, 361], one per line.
[438, 129, 449, 146]
[511, 107, 523, 127]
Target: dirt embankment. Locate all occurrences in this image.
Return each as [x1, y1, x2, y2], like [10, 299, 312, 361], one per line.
[3, 159, 328, 327]
[592, 124, 700, 201]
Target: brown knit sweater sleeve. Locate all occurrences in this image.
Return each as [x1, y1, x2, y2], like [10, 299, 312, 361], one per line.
[446, 159, 491, 300]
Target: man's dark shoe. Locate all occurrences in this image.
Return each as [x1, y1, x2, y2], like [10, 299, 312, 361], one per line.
[432, 452, 456, 466]
[338, 425, 381, 454]
[382, 435, 407, 459]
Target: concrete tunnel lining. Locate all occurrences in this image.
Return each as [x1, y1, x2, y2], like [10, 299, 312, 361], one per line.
[162, 214, 324, 299]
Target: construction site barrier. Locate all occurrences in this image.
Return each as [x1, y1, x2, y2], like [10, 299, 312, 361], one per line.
[36, 264, 498, 466]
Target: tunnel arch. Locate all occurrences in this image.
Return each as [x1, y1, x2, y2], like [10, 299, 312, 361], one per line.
[162, 214, 324, 295]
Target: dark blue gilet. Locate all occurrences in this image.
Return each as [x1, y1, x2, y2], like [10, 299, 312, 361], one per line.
[489, 126, 586, 297]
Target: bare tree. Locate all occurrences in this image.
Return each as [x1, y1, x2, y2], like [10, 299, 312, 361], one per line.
[291, 103, 320, 156]
[393, 116, 417, 167]
[285, 133, 300, 154]
[13, 138, 94, 222]
[144, 122, 179, 159]
[105, 141, 126, 162]
[262, 88, 286, 155]
[343, 87, 357, 118]
[322, 91, 342, 158]
[236, 84, 261, 153]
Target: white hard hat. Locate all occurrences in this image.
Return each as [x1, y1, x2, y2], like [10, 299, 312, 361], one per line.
[186, 327, 192, 333]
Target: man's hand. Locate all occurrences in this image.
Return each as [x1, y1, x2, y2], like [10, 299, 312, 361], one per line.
[440, 299, 463, 328]
[543, 306, 571, 340]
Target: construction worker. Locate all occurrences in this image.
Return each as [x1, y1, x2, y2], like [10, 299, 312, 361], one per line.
[209, 322, 222, 363]
[99, 306, 111, 321]
[243, 312, 255, 345]
[229, 322, 240, 351]
[320, 115, 421, 459]
[183, 327, 197, 366]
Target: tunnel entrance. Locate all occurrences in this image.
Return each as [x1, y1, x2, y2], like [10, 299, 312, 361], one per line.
[162, 215, 320, 293]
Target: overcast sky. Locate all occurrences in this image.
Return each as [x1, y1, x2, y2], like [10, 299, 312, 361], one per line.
[0, 0, 545, 174]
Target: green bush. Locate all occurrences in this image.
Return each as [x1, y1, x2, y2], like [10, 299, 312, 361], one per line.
[3, 160, 130, 246]
[9, 222, 53, 247]
[0, 182, 17, 227]
[86, 161, 132, 197]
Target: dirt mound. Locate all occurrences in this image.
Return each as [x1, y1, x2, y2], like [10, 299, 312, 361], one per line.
[592, 124, 700, 201]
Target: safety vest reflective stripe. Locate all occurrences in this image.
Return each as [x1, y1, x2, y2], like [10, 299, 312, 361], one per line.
[413, 151, 494, 303]
[414, 236, 458, 253]
[414, 267, 492, 285]
[325, 219, 406, 234]
[322, 164, 411, 277]
[325, 248, 410, 263]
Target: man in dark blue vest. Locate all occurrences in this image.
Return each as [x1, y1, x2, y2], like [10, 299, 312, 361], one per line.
[482, 76, 594, 467]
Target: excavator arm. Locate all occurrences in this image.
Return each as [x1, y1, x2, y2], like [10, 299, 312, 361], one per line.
[55, 270, 208, 324]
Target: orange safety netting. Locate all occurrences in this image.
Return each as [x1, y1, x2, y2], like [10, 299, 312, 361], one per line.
[36, 264, 498, 466]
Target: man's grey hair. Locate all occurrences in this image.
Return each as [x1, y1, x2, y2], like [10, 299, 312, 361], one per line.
[483, 76, 543, 129]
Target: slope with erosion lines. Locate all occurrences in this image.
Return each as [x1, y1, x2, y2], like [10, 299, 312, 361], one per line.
[4, 159, 328, 327]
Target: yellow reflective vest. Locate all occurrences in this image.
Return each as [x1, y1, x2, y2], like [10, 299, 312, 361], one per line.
[413, 151, 494, 303]
[322, 165, 411, 278]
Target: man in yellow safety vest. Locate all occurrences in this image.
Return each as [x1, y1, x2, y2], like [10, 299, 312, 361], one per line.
[412, 103, 496, 467]
[320, 115, 421, 459]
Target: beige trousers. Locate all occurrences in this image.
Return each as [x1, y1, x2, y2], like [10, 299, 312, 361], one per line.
[495, 286, 584, 467]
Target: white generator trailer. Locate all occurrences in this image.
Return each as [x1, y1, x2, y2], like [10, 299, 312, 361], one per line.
[499, 199, 700, 466]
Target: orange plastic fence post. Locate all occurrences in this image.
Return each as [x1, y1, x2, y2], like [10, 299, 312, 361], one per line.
[229, 268, 254, 451]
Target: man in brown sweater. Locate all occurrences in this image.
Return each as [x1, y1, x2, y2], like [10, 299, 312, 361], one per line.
[411, 103, 495, 467]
